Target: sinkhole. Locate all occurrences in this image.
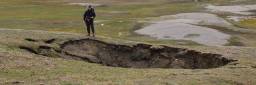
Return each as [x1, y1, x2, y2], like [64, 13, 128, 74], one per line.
[59, 39, 235, 69]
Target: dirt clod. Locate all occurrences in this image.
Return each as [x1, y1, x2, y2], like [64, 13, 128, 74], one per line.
[19, 46, 38, 54]
[44, 39, 56, 44]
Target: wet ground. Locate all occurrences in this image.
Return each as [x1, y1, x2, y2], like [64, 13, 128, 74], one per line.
[135, 4, 256, 46]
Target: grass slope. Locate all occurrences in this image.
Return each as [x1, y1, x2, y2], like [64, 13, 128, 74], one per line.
[0, 29, 255, 85]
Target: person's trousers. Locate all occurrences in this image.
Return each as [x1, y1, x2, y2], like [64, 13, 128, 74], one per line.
[85, 19, 94, 34]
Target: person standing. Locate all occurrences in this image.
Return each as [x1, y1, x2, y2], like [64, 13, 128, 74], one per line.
[83, 5, 96, 37]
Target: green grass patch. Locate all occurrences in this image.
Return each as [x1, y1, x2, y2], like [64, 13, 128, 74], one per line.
[225, 36, 245, 46]
[238, 19, 256, 29]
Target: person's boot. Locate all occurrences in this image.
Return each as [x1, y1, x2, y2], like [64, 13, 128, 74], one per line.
[87, 33, 90, 36]
[92, 33, 95, 37]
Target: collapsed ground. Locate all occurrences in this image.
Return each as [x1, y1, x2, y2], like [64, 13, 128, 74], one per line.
[20, 38, 234, 69]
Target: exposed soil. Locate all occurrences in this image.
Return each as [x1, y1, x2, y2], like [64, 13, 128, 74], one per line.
[25, 38, 38, 42]
[61, 39, 235, 69]
[20, 39, 235, 69]
[44, 39, 56, 44]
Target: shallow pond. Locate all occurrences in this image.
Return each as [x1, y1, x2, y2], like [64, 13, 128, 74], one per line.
[135, 13, 231, 46]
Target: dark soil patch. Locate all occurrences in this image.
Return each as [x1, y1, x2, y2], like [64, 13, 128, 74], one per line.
[25, 38, 56, 44]
[44, 39, 56, 44]
[25, 38, 38, 42]
[59, 39, 235, 69]
[19, 38, 235, 69]
[252, 65, 256, 68]
[19, 46, 38, 54]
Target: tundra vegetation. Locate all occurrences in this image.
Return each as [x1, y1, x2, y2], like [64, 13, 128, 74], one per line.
[0, 0, 256, 85]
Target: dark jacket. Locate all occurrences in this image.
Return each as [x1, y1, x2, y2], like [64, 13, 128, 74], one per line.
[83, 8, 96, 21]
